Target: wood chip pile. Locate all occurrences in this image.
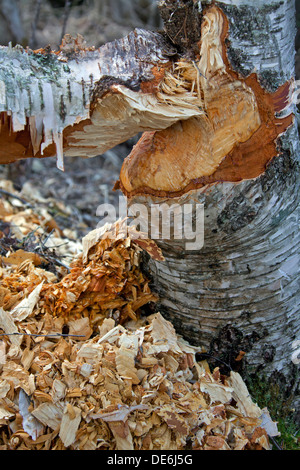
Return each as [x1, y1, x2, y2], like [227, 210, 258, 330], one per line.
[0, 181, 279, 450]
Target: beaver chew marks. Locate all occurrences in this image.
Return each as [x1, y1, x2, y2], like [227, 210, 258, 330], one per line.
[119, 6, 294, 199]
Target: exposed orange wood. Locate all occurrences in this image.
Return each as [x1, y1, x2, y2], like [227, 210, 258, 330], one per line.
[119, 6, 294, 199]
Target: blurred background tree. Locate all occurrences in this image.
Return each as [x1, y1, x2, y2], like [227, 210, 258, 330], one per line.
[0, 0, 163, 50]
[0, 0, 26, 45]
[0, 0, 298, 75]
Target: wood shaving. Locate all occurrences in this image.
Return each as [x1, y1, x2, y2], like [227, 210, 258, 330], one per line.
[0, 308, 276, 450]
[0, 184, 278, 450]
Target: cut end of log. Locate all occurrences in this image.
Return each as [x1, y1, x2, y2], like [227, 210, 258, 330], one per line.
[119, 6, 294, 199]
[0, 30, 182, 167]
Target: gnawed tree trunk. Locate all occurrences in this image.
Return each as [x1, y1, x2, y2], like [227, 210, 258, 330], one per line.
[120, 0, 300, 415]
[0, 1, 299, 414]
[120, 1, 300, 414]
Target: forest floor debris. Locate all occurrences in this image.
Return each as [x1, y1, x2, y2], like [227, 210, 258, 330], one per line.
[0, 180, 279, 450]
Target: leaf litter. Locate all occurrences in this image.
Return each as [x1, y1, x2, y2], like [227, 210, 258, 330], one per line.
[0, 180, 279, 450]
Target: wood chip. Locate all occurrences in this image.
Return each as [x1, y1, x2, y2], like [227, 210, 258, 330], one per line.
[31, 403, 64, 430]
[0, 212, 275, 451]
[227, 372, 262, 419]
[0, 307, 22, 347]
[11, 282, 44, 321]
[59, 405, 81, 448]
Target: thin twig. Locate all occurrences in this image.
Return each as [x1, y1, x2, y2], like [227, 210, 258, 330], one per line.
[192, 60, 207, 80]
[0, 332, 85, 338]
[0, 189, 33, 207]
[50, 258, 71, 272]
[196, 352, 233, 371]
[40, 228, 55, 247]
[269, 436, 283, 451]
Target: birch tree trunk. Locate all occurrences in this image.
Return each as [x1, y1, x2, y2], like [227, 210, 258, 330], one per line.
[119, 0, 300, 415]
[0, 0, 298, 415]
